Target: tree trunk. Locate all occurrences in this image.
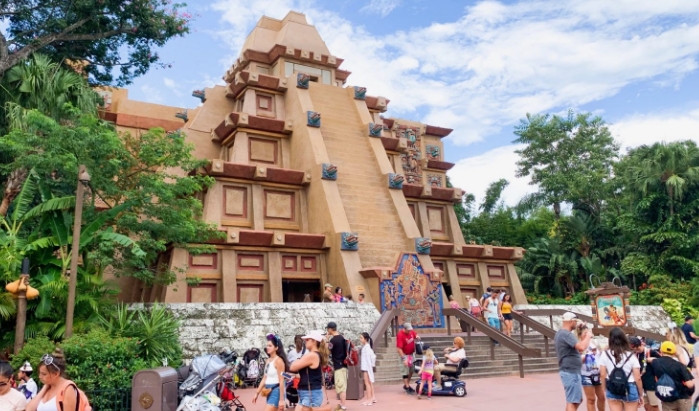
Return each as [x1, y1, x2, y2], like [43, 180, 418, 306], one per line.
[0, 168, 28, 217]
[553, 202, 561, 219]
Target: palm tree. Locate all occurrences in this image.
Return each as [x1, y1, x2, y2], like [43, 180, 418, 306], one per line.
[626, 141, 699, 215]
[518, 237, 579, 296]
[0, 54, 100, 217]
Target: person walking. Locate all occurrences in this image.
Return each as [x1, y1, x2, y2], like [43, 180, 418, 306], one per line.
[479, 287, 492, 309]
[288, 335, 306, 364]
[326, 322, 348, 411]
[598, 327, 643, 411]
[16, 362, 38, 400]
[681, 317, 697, 347]
[501, 294, 522, 338]
[357, 294, 365, 305]
[323, 284, 335, 303]
[396, 322, 419, 394]
[333, 288, 344, 303]
[447, 296, 460, 309]
[290, 331, 331, 410]
[253, 334, 290, 411]
[484, 289, 502, 344]
[555, 312, 593, 411]
[651, 341, 695, 411]
[26, 348, 89, 411]
[0, 362, 27, 411]
[666, 326, 692, 368]
[359, 332, 376, 406]
[630, 337, 660, 411]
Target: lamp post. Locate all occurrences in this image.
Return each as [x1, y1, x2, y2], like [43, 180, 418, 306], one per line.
[5, 258, 39, 354]
[65, 165, 90, 339]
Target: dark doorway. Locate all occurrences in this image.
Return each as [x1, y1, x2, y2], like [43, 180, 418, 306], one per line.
[283, 280, 321, 302]
[442, 283, 453, 300]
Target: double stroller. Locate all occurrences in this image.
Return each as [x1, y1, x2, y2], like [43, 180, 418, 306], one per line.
[177, 353, 246, 411]
[236, 348, 266, 388]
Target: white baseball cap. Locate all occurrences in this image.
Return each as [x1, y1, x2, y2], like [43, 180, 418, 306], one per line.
[562, 312, 578, 322]
[301, 330, 324, 342]
[19, 362, 32, 372]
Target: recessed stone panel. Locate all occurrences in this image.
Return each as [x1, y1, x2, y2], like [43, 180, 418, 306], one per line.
[460, 287, 479, 300]
[300, 256, 317, 272]
[249, 137, 278, 164]
[237, 254, 264, 271]
[487, 265, 505, 278]
[282, 255, 297, 271]
[427, 206, 445, 233]
[237, 285, 263, 302]
[264, 190, 295, 220]
[188, 285, 216, 303]
[224, 186, 247, 217]
[457, 263, 476, 278]
[189, 253, 218, 269]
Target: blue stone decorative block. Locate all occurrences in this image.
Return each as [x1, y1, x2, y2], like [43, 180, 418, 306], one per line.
[341, 232, 359, 251]
[322, 163, 338, 180]
[388, 173, 404, 189]
[368, 123, 383, 137]
[192, 89, 206, 103]
[354, 86, 367, 100]
[426, 145, 440, 160]
[415, 237, 433, 255]
[175, 109, 188, 122]
[307, 111, 321, 127]
[297, 73, 311, 89]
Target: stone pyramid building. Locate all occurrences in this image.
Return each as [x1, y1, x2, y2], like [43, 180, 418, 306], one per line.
[104, 11, 525, 328]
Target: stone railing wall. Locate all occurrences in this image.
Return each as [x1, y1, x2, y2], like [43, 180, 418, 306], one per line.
[514, 304, 672, 335]
[156, 302, 382, 360]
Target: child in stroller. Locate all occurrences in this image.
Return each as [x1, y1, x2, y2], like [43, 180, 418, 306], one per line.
[237, 348, 266, 388]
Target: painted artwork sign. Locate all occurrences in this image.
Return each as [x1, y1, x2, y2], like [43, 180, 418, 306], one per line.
[595, 294, 627, 326]
[380, 253, 444, 328]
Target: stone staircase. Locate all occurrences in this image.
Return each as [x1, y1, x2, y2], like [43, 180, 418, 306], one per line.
[308, 83, 412, 268]
[372, 333, 560, 385]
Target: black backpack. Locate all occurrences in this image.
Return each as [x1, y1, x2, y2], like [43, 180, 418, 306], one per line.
[655, 372, 680, 403]
[606, 351, 632, 396]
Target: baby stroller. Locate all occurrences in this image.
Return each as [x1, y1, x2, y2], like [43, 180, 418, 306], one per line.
[322, 364, 334, 389]
[177, 364, 246, 411]
[285, 376, 300, 408]
[237, 348, 265, 388]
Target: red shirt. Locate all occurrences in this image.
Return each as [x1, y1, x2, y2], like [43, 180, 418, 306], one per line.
[397, 330, 417, 355]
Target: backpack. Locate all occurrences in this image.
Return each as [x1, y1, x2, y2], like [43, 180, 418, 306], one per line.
[247, 359, 260, 379]
[415, 340, 424, 356]
[57, 382, 92, 411]
[344, 338, 359, 366]
[606, 352, 632, 397]
[656, 373, 680, 403]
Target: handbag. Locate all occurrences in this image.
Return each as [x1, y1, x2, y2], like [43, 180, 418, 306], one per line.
[301, 366, 332, 411]
[260, 387, 272, 397]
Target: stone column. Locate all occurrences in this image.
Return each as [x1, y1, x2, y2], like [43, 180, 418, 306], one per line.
[416, 202, 431, 238]
[506, 263, 527, 305]
[165, 248, 189, 303]
[221, 249, 238, 302]
[477, 262, 492, 295]
[252, 184, 265, 231]
[268, 251, 283, 302]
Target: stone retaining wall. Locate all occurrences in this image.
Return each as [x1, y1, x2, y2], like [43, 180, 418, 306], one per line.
[514, 304, 672, 335]
[155, 303, 382, 360]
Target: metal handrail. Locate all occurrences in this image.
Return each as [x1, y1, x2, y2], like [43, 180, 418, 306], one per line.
[509, 311, 555, 357]
[370, 308, 401, 348]
[521, 308, 666, 342]
[443, 308, 541, 378]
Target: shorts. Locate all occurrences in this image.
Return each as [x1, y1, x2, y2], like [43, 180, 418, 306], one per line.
[400, 355, 414, 376]
[606, 383, 639, 403]
[581, 375, 601, 387]
[298, 388, 323, 408]
[559, 371, 583, 404]
[503, 314, 513, 321]
[644, 390, 659, 407]
[264, 384, 281, 406]
[420, 372, 433, 382]
[487, 317, 501, 329]
[334, 368, 348, 394]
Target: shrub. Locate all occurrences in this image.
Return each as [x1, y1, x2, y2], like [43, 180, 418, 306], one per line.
[10, 335, 56, 371]
[525, 292, 589, 305]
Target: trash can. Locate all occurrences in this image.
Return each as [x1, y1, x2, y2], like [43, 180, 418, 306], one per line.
[132, 367, 178, 411]
[345, 365, 364, 400]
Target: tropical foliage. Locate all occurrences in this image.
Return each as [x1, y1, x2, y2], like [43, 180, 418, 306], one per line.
[458, 111, 699, 316]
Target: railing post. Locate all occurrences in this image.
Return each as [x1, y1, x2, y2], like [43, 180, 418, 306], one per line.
[518, 354, 524, 378]
[447, 315, 452, 336]
[544, 335, 549, 357]
[549, 315, 553, 329]
[467, 322, 472, 343]
[490, 341, 495, 360]
[520, 322, 524, 344]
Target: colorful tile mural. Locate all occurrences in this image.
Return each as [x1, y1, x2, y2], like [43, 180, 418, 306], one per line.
[380, 253, 444, 328]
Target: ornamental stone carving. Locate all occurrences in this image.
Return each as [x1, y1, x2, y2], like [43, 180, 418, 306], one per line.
[341, 232, 359, 251]
[307, 111, 321, 127]
[322, 163, 338, 180]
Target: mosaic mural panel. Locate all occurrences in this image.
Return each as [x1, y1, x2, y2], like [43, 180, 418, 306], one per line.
[400, 150, 422, 185]
[380, 253, 444, 328]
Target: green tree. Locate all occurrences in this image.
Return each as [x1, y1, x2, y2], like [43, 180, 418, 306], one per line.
[0, 0, 192, 85]
[479, 178, 509, 214]
[513, 110, 619, 218]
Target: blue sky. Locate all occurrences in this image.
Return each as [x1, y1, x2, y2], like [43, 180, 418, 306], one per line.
[127, 0, 699, 206]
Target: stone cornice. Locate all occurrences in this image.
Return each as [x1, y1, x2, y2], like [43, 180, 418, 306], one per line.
[401, 184, 464, 203]
[227, 71, 289, 98]
[213, 112, 293, 141]
[365, 96, 389, 112]
[425, 125, 453, 138]
[204, 160, 311, 186]
[425, 160, 455, 171]
[428, 242, 525, 261]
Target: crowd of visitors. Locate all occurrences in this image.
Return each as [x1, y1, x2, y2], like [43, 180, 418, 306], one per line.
[556, 311, 697, 411]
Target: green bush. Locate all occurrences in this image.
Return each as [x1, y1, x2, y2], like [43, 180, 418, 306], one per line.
[10, 335, 56, 371]
[631, 276, 693, 306]
[525, 292, 589, 305]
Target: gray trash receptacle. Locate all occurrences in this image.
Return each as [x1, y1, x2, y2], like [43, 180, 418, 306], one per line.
[345, 365, 365, 400]
[132, 367, 178, 411]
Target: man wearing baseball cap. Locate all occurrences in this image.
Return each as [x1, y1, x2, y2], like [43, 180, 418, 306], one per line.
[651, 341, 695, 411]
[17, 362, 37, 399]
[555, 312, 592, 411]
[396, 322, 420, 394]
[326, 322, 348, 411]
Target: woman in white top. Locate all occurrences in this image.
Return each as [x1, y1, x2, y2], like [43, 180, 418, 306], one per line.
[253, 334, 290, 411]
[0, 362, 27, 411]
[26, 349, 81, 411]
[598, 328, 643, 411]
[287, 335, 306, 364]
[359, 332, 377, 406]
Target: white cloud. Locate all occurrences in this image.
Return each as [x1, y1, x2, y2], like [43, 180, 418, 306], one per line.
[163, 77, 184, 96]
[610, 107, 699, 151]
[448, 144, 533, 208]
[140, 85, 164, 104]
[360, 0, 401, 17]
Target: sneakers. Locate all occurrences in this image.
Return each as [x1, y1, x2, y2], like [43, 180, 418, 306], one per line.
[333, 406, 347, 411]
[403, 386, 415, 395]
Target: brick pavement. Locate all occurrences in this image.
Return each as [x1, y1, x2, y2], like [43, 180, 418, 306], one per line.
[234, 372, 566, 411]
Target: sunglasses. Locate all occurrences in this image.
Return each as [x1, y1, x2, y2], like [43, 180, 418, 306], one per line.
[41, 354, 60, 372]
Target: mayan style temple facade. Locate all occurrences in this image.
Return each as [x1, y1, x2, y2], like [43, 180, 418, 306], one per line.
[103, 12, 526, 328]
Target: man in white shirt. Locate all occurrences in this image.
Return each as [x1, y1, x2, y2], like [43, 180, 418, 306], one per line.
[16, 362, 37, 400]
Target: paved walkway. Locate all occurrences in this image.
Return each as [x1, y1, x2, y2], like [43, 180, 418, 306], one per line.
[235, 372, 566, 411]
